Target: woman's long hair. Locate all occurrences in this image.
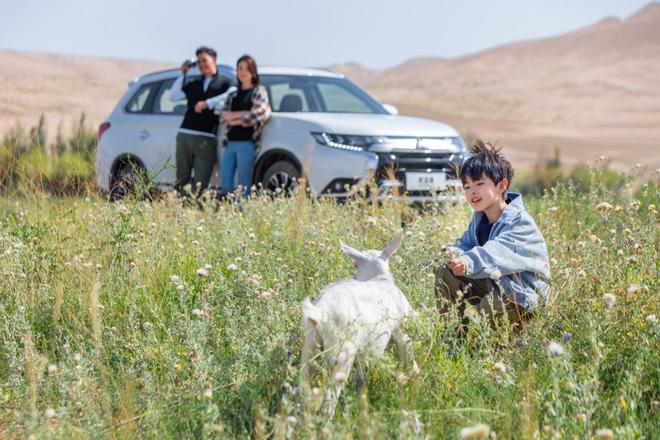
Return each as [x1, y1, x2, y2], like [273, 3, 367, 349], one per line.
[236, 55, 260, 88]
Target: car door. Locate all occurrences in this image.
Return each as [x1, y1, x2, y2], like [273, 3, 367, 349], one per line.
[144, 78, 186, 186]
[121, 80, 163, 175]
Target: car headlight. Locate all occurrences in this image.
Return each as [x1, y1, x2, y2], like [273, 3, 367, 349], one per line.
[312, 132, 380, 152]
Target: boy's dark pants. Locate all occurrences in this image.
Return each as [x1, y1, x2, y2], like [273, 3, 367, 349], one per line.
[435, 266, 528, 333]
[175, 133, 218, 196]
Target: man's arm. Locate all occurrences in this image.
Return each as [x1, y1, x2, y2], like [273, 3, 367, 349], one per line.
[169, 74, 186, 102]
[169, 62, 192, 102]
[204, 86, 237, 110]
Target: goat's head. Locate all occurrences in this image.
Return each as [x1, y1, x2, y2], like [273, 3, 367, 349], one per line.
[339, 231, 402, 281]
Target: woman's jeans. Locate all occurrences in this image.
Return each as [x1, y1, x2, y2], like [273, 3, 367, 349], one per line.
[221, 141, 255, 196]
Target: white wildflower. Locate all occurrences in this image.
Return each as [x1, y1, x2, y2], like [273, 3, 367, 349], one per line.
[603, 293, 616, 308]
[204, 264, 212, 270]
[627, 284, 641, 294]
[459, 423, 490, 440]
[169, 275, 180, 283]
[595, 428, 614, 439]
[203, 389, 213, 400]
[45, 408, 56, 419]
[647, 314, 657, 325]
[143, 322, 153, 331]
[493, 362, 507, 374]
[196, 268, 209, 277]
[259, 291, 273, 300]
[547, 341, 564, 357]
[334, 371, 348, 383]
[176, 284, 186, 291]
[489, 269, 502, 281]
[191, 308, 204, 317]
[227, 263, 238, 272]
[47, 364, 58, 375]
[596, 202, 613, 212]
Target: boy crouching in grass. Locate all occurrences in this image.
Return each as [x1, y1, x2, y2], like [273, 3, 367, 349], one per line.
[435, 140, 551, 334]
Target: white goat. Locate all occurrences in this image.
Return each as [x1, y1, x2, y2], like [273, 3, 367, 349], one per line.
[300, 233, 419, 416]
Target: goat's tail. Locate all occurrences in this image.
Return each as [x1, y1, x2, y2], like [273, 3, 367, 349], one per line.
[302, 297, 322, 328]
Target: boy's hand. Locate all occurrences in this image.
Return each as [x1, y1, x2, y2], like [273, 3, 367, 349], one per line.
[448, 257, 467, 276]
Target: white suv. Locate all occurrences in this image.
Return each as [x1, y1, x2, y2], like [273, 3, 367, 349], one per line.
[96, 64, 468, 200]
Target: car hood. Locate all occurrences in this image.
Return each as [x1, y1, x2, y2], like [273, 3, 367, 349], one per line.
[273, 113, 460, 138]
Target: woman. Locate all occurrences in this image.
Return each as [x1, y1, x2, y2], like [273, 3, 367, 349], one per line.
[219, 55, 271, 197]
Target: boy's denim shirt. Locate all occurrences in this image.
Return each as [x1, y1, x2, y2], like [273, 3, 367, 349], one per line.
[448, 192, 551, 312]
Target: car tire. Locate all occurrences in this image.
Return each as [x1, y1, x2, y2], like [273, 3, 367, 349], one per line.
[261, 160, 300, 195]
[109, 161, 150, 202]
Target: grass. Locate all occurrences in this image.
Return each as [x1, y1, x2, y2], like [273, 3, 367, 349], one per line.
[0, 169, 658, 439]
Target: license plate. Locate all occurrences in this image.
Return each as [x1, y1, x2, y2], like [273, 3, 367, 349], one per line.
[405, 172, 446, 191]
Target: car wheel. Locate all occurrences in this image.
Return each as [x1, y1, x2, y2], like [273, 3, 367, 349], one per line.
[109, 161, 149, 201]
[261, 160, 300, 195]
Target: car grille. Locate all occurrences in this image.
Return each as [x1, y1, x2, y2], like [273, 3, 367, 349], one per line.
[375, 151, 461, 195]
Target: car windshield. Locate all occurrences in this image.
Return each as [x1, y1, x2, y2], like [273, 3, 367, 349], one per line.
[261, 75, 388, 115]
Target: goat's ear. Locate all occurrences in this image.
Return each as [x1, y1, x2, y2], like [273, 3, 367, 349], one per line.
[340, 240, 363, 261]
[381, 230, 403, 259]
[302, 297, 321, 328]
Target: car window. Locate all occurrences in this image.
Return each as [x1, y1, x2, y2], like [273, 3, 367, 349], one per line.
[261, 75, 387, 114]
[269, 82, 310, 112]
[154, 79, 187, 115]
[317, 82, 373, 113]
[125, 82, 158, 113]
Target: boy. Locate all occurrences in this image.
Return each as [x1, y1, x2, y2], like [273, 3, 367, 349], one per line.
[435, 140, 550, 332]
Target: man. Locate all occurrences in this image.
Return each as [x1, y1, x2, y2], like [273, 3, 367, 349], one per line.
[169, 46, 235, 196]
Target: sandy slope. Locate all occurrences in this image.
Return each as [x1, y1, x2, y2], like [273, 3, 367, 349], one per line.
[334, 3, 660, 170]
[1, 3, 659, 170]
[0, 52, 169, 141]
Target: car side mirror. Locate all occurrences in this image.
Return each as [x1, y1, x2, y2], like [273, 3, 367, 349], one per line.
[383, 104, 399, 116]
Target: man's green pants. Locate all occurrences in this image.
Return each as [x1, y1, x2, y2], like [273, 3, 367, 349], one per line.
[175, 133, 218, 195]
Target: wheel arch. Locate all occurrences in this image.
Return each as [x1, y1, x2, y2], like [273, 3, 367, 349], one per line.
[109, 154, 147, 187]
[253, 149, 303, 182]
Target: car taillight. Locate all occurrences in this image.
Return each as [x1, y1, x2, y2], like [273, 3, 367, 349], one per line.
[98, 122, 111, 139]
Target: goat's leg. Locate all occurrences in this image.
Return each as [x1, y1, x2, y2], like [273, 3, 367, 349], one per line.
[323, 348, 356, 418]
[299, 328, 322, 409]
[392, 326, 420, 376]
[301, 329, 320, 385]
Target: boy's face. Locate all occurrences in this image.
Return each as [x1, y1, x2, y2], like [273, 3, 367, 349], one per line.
[462, 174, 508, 212]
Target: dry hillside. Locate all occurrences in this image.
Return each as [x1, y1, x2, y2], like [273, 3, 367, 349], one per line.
[334, 2, 660, 169]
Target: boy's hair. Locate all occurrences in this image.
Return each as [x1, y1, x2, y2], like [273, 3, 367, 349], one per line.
[195, 46, 217, 59]
[460, 139, 513, 189]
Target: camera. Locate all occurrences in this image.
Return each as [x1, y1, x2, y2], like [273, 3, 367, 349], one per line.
[183, 57, 197, 68]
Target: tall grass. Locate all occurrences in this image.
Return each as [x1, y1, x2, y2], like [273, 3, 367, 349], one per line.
[0, 115, 96, 196]
[0, 163, 657, 438]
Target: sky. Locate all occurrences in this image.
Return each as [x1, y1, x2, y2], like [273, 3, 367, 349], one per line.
[0, 0, 654, 69]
